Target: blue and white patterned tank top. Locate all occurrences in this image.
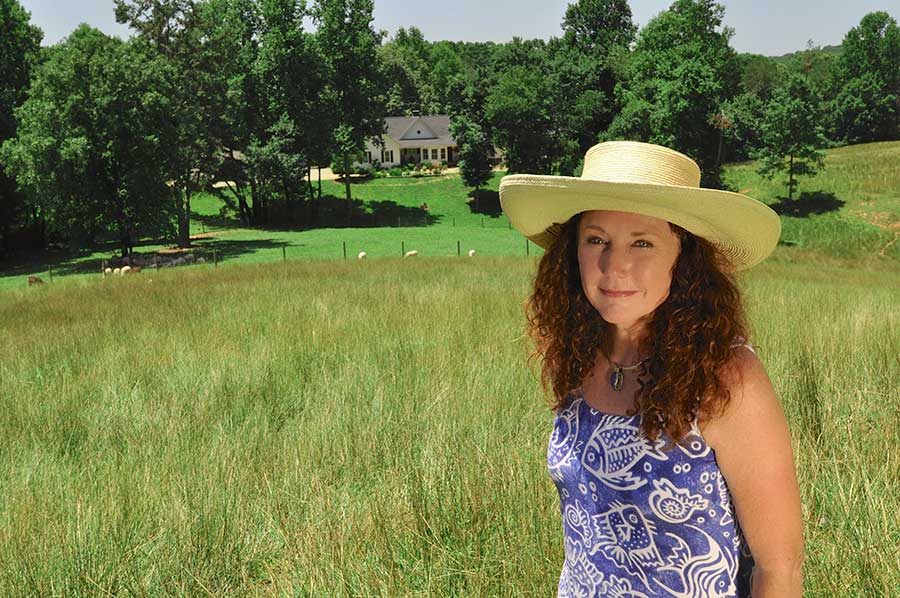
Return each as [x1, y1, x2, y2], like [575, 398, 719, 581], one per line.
[548, 348, 756, 597]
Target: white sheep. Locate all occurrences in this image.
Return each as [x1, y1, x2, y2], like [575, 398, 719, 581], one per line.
[103, 267, 112, 277]
[468, 249, 476, 257]
[404, 250, 418, 258]
[113, 267, 121, 275]
[358, 251, 367, 259]
[120, 265, 132, 275]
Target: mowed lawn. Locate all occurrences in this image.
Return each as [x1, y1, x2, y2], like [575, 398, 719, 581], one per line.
[1, 256, 898, 595]
[2, 140, 900, 292]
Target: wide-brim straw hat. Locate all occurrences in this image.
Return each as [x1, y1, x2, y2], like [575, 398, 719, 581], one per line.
[499, 141, 781, 271]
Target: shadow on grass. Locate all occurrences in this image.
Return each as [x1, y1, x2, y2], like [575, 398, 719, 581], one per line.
[466, 190, 502, 217]
[769, 191, 844, 217]
[254, 194, 441, 230]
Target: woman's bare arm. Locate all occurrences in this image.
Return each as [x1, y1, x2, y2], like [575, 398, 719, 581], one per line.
[702, 346, 805, 597]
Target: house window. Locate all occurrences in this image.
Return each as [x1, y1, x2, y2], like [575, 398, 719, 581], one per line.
[366, 151, 373, 164]
[431, 148, 438, 160]
[421, 148, 427, 160]
[381, 149, 394, 163]
[440, 147, 446, 160]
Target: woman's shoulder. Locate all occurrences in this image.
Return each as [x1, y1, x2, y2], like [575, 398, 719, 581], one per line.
[701, 339, 778, 448]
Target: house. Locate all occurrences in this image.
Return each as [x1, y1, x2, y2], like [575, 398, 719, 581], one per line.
[355, 114, 458, 168]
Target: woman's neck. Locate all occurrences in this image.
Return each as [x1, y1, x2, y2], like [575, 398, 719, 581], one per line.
[607, 324, 649, 365]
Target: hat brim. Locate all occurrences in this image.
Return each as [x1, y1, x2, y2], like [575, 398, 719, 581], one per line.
[499, 174, 781, 271]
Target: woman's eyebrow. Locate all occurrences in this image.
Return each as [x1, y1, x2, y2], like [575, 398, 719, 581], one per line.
[583, 224, 660, 237]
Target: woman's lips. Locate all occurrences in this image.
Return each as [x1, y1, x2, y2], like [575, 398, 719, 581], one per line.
[600, 288, 637, 297]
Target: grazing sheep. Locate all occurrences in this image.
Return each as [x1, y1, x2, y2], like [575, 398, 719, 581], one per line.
[125, 265, 141, 274]
[113, 267, 121, 275]
[358, 251, 367, 259]
[104, 267, 113, 277]
[27, 276, 44, 286]
[468, 249, 476, 257]
[120, 265, 132, 275]
[404, 250, 418, 258]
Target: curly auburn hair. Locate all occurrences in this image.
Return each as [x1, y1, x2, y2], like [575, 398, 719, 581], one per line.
[524, 212, 752, 445]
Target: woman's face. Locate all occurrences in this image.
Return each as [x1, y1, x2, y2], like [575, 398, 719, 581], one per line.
[576, 210, 681, 333]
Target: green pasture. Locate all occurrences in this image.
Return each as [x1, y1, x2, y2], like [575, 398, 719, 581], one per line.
[0, 257, 897, 595]
[2, 140, 899, 292]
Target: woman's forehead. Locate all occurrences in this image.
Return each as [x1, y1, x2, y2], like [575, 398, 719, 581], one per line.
[578, 210, 672, 233]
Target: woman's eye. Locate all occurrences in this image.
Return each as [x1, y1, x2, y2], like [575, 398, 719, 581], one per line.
[635, 240, 653, 247]
[588, 237, 605, 245]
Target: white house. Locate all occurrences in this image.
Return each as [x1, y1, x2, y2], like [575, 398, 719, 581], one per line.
[355, 114, 458, 168]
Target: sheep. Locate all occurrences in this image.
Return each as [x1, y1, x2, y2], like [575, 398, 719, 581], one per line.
[120, 265, 132, 275]
[104, 267, 113, 277]
[27, 276, 43, 286]
[468, 249, 476, 257]
[113, 267, 121, 275]
[404, 250, 418, 258]
[125, 265, 142, 274]
[197, 257, 206, 264]
[358, 251, 367, 259]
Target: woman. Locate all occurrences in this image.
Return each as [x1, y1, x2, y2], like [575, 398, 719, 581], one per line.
[499, 141, 804, 597]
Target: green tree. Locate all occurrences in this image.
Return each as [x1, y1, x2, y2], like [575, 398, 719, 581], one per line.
[114, 0, 223, 245]
[605, 0, 741, 186]
[549, 0, 636, 173]
[485, 65, 557, 174]
[312, 0, 386, 212]
[0, 0, 42, 254]
[828, 11, 900, 143]
[0, 26, 179, 256]
[755, 72, 826, 200]
[448, 113, 493, 194]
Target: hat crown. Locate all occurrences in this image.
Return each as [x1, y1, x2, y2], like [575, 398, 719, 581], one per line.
[581, 141, 701, 188]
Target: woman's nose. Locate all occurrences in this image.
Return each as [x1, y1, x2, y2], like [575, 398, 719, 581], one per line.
[600, 244, 631, 275]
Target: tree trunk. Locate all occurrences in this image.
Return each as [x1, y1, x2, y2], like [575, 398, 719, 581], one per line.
[344, 151, 352, 224]
[789, 154, 794, 200]
[317, 166, 322, 200]
[179, 184, 192, 248]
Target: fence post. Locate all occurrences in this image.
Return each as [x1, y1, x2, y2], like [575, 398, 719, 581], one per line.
[481, 215, 484, 228]
[283, 245, 287, 262]
[48, 265, 53, 281]
[214, 249, 218, 267]
[526, 239, 529, 257]
[101, 259, 106, 276]
[401, 241, 405, 256]
[343, 241, 347, 259]
[155, 254, 159, 270]
[457, 240, 460, 257]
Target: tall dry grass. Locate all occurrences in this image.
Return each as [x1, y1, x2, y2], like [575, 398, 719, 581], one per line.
[0, 257, 897, 596]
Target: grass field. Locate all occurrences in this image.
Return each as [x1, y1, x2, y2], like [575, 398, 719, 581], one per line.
[0, 257, 897, 595]
[1, 142, 898, 594]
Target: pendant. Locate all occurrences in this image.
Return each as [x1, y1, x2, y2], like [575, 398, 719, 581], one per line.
[610, 367, 624, 391]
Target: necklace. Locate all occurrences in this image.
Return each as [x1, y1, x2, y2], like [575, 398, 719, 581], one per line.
[609, 356, 651, 391]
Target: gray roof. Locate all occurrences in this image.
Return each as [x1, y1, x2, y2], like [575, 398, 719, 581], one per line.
[384, 115, 456, 148]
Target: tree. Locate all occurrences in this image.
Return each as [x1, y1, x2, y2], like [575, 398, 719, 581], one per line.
[0, 0, 42, 254]
[828, 12, 900, 143]
[312, 0, 386, 213]
[754, 72, 826, 200]
[605, 0, 741, 186]
[0, 26, 179, 256]
[114, 0, 222, 246]
[252, 0, 332, 224]
[547, 0, 636, 173]
[485, 65, 557, 174]
[449, 113, 493, 196]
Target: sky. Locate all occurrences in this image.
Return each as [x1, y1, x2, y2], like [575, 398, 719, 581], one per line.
[17, 0, 900, 56]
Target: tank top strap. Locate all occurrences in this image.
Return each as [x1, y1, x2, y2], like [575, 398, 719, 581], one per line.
[729, 335, 757, 355]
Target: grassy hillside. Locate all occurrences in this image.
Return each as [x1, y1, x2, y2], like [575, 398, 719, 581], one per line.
[0, 257, 896, 595]
[1, 141, 898, 293]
